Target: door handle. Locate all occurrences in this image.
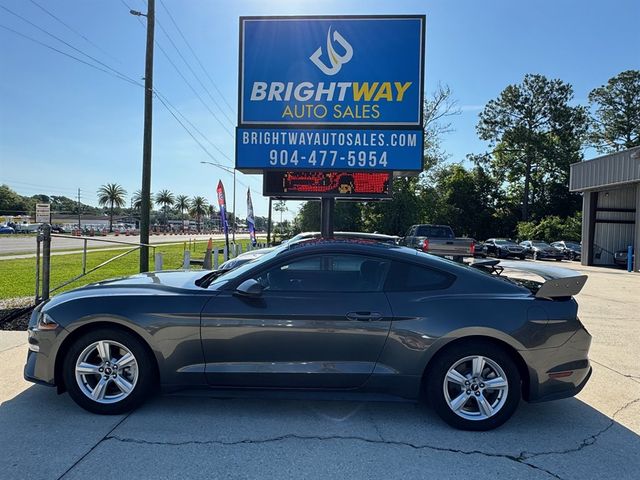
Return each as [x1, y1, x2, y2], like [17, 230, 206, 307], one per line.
[346, 312, 383, 321]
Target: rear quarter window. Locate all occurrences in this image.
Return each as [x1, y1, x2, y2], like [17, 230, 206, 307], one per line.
[384, 261, 455, 292]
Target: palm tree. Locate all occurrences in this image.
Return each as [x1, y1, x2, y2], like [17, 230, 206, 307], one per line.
[175, 195, 190, 231]
[97, 183, 127, 232]
[154, 189, 175, 226]
[274, 200, 287, 235]
[189, 196, 208, 232]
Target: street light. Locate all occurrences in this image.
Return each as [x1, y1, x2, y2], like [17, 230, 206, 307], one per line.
[200, 161, 236, 242]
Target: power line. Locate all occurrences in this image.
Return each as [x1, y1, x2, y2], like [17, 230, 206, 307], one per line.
[0, 23, 142, 88]
[154, 89, 233, 162]
[119, 0, 234, 138]
[158, 0, 236, 116]
[155, 17, 235, 125]
[154, 40, 234, 137]
[0, 3, 142, 87]
[27, 0, 124, 66]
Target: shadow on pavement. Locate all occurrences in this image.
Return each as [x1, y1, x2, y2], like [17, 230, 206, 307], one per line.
[1, 385, 638, 480]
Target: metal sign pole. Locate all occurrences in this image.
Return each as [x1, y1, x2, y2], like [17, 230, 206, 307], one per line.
[320, 198, 335, 238]
[41, 224, 51, 301]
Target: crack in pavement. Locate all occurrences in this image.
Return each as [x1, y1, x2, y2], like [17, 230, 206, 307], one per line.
[100, 397, 640, 480]
[104, 432, 564, 480]
[519, 397, 640, 461]
[591, 359, 640, 384]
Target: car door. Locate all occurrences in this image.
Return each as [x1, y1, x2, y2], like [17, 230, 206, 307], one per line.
[200, 252, 393, 389]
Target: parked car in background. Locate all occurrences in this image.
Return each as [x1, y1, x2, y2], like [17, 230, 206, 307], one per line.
[0, 225, 16, 234]
[286, 231, 400, 245]
[613, 249, 634, 268]
[218, 247, 276, 271]
[219, 232, 400, 272]
[551, 241, 582, 261]
[471, 239, 487, 258]
[520, 241, 564, 261]
[399, 224, 475, 261]
[484, 239, 525, 259]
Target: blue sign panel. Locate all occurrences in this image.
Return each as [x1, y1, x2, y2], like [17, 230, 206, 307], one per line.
[239, 16, 425, 126]
[236, 128, 423, 172]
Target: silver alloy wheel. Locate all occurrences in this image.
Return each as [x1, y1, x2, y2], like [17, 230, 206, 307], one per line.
[443, 355, 509, 421]
[74, 340, 139, 404]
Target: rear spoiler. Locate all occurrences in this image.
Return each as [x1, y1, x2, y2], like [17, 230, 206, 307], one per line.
[471, 259, 588, 299]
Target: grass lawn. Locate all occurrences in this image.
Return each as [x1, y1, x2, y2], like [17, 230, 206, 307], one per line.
[0, 240, 254, 300]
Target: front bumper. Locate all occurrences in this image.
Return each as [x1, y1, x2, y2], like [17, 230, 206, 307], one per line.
[23, 308, 64, 387]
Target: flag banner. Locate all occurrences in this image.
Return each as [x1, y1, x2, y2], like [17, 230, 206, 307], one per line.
[247, 189, 257, 246]
[216, 180, 229, 235]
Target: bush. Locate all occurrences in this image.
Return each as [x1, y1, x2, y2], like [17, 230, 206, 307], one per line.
[516, 213, 582, 243]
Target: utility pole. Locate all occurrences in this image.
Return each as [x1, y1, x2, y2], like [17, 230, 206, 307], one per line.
[133, 0, 155, 272]
[77, 188, 81, 231]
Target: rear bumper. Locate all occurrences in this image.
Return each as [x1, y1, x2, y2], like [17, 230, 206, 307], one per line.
[521, 326, 592, 403]
[528, 366, 591, 403]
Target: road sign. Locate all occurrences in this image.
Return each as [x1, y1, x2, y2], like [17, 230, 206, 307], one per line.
[236, 15, 425, 174]
[263, 171, 391, 198]
[35, 203, 50, 224]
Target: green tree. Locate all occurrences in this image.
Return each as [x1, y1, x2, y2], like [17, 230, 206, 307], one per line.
[428, 164, 501, 240]
[516, 213, 582, 243]
[189, 196, 208, 232]
[588, 70, 640, 152]
[154, 189, 175, 225]
[175, 194, 190, 229]
[296, 201, 363, 233]
[360, 85, 460, 234]
[97, 183, 127, 232]
[476, 74, 588, 221]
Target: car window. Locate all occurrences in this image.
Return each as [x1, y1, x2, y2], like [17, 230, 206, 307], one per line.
[384, 261, 454, 292]
[565, 242, 581, 249]
[415, 226, 454, 238]
[533, 242, 551, 248]
[254, 254, 390, 293]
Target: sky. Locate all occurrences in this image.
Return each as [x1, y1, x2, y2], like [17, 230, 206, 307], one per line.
[1, 0, 639, 221]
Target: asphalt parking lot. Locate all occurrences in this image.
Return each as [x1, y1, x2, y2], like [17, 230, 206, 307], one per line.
[1, 261, 638, 480]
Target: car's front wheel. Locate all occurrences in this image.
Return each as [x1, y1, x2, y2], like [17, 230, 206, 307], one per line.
[62, 328, 155, 414]
[427, 341, 521, 430]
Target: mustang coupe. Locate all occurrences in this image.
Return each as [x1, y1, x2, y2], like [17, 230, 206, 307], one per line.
[24, 239, 591, 430]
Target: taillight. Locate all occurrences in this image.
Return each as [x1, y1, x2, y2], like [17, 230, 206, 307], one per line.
[422, 239, 429, 251]
[470, 241, 475, 255]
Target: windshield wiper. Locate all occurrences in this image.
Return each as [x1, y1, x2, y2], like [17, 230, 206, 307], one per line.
[195, 270, 227, 288]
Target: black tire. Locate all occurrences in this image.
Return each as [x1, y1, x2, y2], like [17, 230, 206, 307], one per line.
[426, 341, 521, 431]
[62, 328, 156, 414]
[518, 255, 526, 260]
[555, 258, 563, 262]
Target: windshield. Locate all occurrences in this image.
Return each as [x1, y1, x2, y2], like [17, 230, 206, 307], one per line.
[495, 240, 516, 245]
[202, 244, 287, 287]
[565, 242, 581, 249]
[533, 242, 552, 248]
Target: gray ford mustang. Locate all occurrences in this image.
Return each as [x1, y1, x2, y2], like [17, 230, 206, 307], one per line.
[24, 239, 592, 430]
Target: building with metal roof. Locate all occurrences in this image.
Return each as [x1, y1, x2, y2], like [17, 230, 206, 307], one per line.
[569, 146, 640, 271]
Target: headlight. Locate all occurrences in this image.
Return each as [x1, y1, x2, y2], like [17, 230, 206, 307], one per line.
[37, 312, 59, 330]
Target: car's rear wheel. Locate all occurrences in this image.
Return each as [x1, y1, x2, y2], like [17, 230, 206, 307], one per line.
[62, 328, 155, 414]
[427, 341, 521, 430]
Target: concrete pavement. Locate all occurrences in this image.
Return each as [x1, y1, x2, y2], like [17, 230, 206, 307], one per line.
[1, 264, 638, 480]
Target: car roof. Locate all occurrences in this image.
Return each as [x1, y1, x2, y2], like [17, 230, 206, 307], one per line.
[288, 237, 402, 251]
[294, 231, 399, 241]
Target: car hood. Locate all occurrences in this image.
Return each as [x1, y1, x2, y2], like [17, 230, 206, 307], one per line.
[43, 270, 210, 309]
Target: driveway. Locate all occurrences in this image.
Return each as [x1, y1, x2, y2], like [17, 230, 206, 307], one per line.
[1, 263, 638, 480]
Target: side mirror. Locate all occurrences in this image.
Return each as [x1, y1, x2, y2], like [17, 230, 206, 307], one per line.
[235, 278, 263, 297]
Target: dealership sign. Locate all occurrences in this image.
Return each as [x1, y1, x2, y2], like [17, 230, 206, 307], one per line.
[236, 15, 425, 173]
